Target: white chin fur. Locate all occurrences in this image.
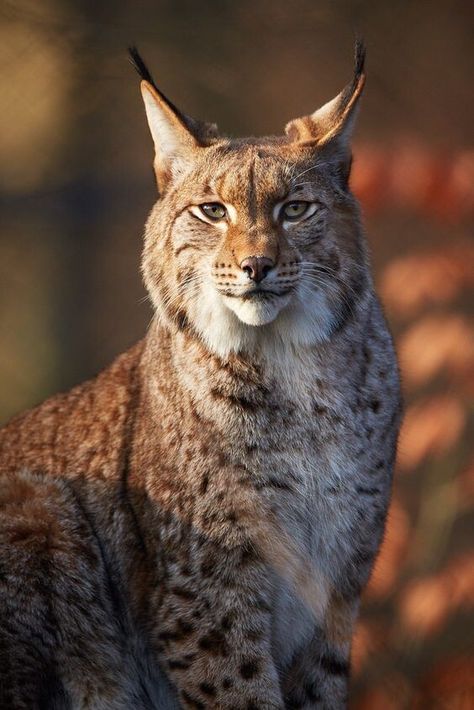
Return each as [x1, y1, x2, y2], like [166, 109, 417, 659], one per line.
[186, 281, 335, 360]
[223, 294, 288, 326]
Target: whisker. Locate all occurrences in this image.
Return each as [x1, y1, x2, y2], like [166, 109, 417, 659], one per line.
[299, 264, 362, 305]
[298, 263, 360, 322]
[289, 163, 320, 186]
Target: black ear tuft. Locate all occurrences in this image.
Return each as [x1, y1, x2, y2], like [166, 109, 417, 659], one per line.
[353, 38, 366, 84]
[337, 38, 366, 114]
[128, 46, 159, 93]
[128, 46, 188, 124]
[128, 46, 219, 148]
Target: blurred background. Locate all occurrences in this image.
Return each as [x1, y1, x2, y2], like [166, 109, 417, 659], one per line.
[0, 0, 473, 706]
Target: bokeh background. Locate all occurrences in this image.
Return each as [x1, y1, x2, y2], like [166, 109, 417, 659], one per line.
[1, 0, 473, 707]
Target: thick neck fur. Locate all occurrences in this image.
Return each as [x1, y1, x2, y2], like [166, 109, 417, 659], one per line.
[135, 284, 373, 492]
[129, 287, 379, 628]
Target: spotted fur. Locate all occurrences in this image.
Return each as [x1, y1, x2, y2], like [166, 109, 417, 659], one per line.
[0, 42, 401, 709]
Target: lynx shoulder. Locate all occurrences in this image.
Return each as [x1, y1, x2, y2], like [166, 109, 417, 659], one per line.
[0, 41, 401, 709]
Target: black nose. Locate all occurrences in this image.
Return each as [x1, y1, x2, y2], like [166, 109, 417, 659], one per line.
[240, 256, 274, 283]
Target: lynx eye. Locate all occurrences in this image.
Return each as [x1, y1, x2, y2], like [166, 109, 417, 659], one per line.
[281, 201, 310, 221]
[199, 203, 227, 221]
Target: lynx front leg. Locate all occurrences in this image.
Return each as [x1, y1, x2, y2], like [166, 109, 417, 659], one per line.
[153, 541, 285, 710]
[282, 594, 358, 709]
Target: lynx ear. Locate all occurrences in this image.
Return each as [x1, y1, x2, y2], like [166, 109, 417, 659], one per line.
[129, 47, 218, 190]
[285, 40, 365, 179]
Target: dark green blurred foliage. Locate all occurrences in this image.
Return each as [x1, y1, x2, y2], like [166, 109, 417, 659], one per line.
[1, 1, 473, 706]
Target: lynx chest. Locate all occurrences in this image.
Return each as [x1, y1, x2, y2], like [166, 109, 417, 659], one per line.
[230, 387, 363, 668]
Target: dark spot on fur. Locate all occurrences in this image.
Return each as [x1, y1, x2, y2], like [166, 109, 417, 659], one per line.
[199, 475, 209, 495]
[230, 394, 260, 412]
[356, 485, 380, 495]
[198, 629, 229, 656]
[375, 459, 385, 470]
[253, 596, 272, 613]
[171, 586, 197, 601]
[370, 399, 381, 413]
[168, 658, 192, 670]
[217, 451, 229, 467]
[200, 556, 214, 577]
[162, 510, 173, 527]
[222, 677, 233, 690]
[285, 689, 306, 708]
[178, 620, 194, 634]
[313, 403, 328, 415]
[245, 626, 265, 641]
[36, 670, 71, 709]
[256, 476, 293, 491]
[199, 682, 216, 696]
[319, 652, 350, 676]
[305, 682, 322, 702]
[210, 387, 261, 412]
[182, 691, 205, 709]
[240, 659, 260, 679]
[189, 406, 202, 425]
[221, 612, 235, 631]
[240, 542, 259, 566]
[269, 476, 294, 490]
[159, 619, 194, 643]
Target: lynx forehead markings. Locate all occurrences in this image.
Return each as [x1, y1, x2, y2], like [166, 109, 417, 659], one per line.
[0, 41, 402, 709]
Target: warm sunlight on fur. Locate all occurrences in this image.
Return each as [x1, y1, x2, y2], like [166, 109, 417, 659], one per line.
[0, 41, 403, 710]
[135, 43, 368, 359]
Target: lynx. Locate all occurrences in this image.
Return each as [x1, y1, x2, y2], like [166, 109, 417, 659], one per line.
[0, 42, 401, 709]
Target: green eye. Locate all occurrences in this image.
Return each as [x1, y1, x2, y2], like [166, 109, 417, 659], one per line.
[282, 201, 309, 220]
[200, 203, 227, 221]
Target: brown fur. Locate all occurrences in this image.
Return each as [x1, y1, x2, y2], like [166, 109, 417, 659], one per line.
[0, 43, 401, 709]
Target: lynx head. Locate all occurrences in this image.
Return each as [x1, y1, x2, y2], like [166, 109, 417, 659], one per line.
[132, 43, 370, 358]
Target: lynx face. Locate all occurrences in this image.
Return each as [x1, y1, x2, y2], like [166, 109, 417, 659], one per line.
[138, 50, 368, 357]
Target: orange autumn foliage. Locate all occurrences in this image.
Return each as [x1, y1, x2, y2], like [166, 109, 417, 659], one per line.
[398, 396, 466, 471]
[380, 245, 474, 318]
[399, 315, 474, 387]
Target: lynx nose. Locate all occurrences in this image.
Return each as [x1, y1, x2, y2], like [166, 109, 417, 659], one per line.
[240, 256, 274, 283]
